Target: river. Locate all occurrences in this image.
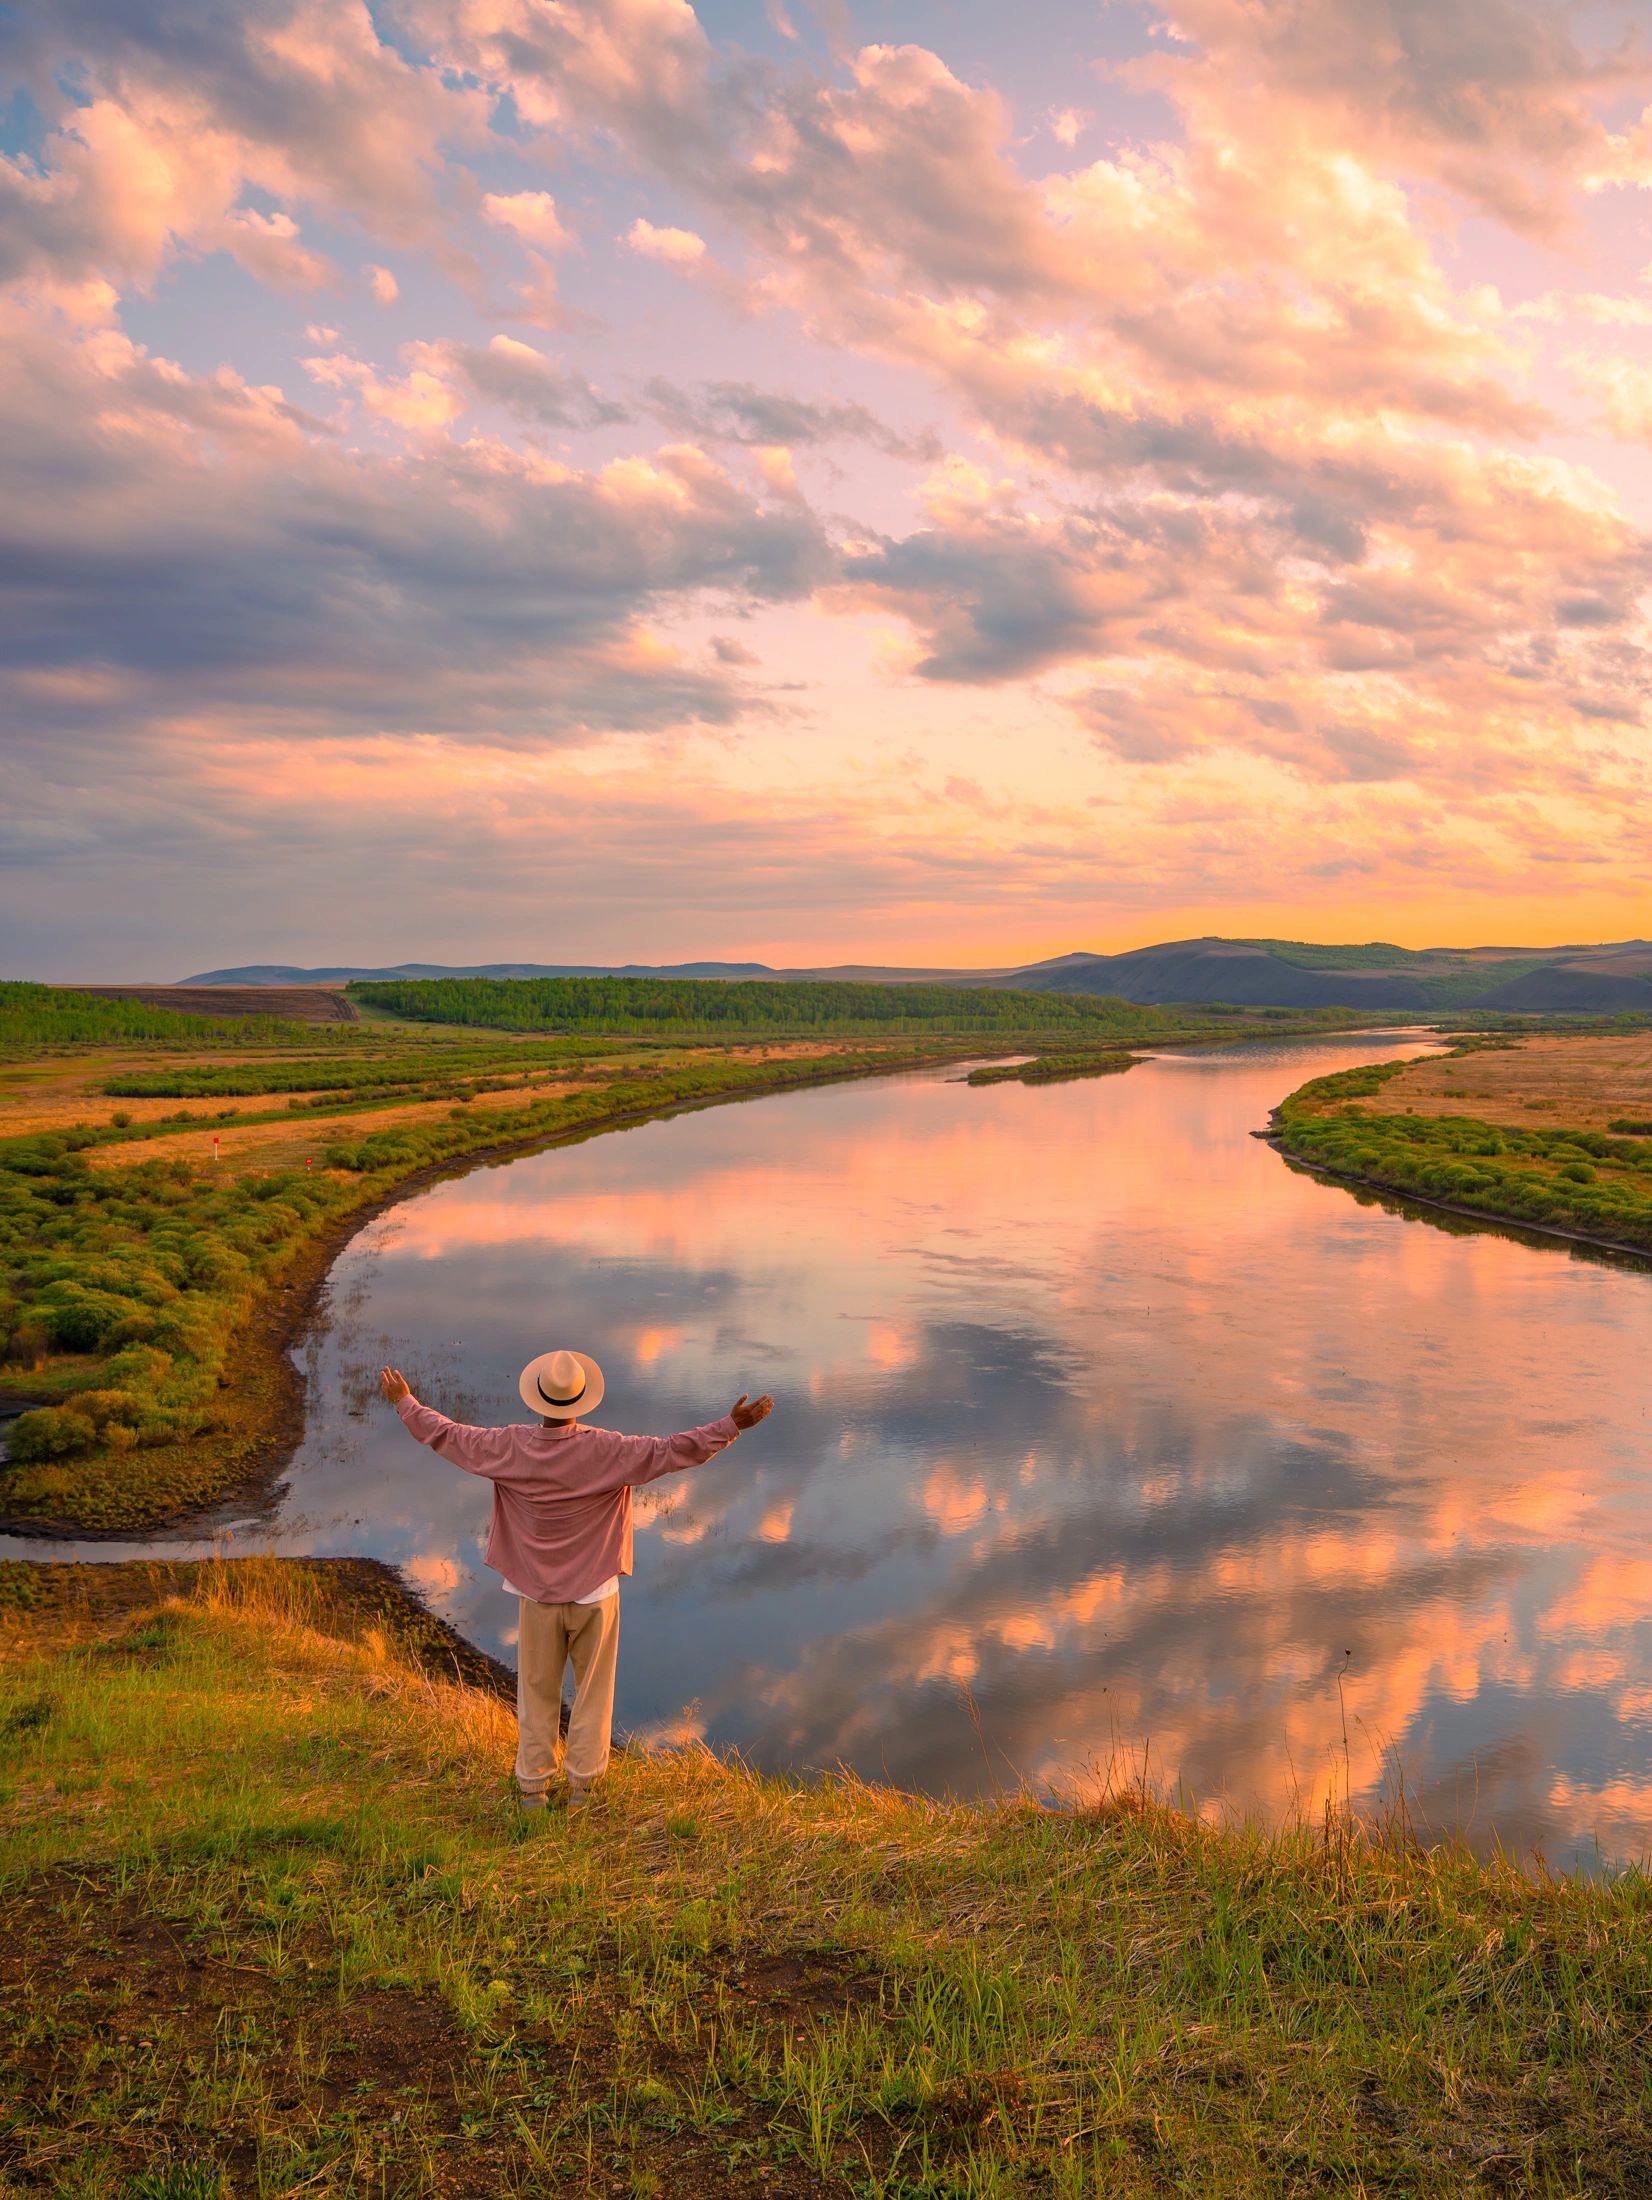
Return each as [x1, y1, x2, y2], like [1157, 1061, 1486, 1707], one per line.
[10, 1033, 1652, 1868]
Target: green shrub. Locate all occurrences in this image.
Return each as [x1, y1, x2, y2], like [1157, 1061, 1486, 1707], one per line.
[39, 1294, 125, 1352]
[2, 1321, 46, 1368]
[7, 1407, 98, 1462]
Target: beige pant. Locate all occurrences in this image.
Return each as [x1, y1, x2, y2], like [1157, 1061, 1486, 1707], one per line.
[515, 1593, 619, 1793]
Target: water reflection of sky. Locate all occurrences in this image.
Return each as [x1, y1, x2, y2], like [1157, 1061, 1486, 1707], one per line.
[12, 1036, 1652, 1869]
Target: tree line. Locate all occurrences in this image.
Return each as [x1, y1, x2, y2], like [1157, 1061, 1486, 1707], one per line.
[349, 975, 1193, 1037]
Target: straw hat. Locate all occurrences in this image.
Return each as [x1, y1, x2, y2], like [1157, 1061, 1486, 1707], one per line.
[518, 1347, 604, 1418]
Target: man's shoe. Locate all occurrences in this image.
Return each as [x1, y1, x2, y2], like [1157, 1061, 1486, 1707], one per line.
[519, 1788, 550, 1813]
[566, 1780, 602, 1816]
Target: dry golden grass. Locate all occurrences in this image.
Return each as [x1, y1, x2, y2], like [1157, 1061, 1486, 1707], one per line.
[77, 1077, 593, 1173]
[0, 1035, 880, 1169]
[1381, 1031, 1652, 1132]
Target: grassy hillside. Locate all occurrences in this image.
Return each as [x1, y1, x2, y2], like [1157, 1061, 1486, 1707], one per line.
[1023, 939, 1652, 1014]
[6, 1557, 1652, 2198]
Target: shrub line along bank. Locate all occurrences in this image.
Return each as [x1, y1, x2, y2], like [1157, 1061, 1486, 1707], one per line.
[1268, 1050, 1652, 1260]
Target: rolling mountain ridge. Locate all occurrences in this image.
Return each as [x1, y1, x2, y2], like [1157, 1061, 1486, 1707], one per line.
[174, 938, 1652, 1015]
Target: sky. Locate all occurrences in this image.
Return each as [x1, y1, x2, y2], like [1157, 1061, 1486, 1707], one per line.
[3, 0, 1652, 978]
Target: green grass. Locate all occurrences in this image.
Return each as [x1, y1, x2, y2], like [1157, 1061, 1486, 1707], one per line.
[5, 1558, 1652, 2198]
[965, 1052, 1141, 1087]
[1246, 939, 1422, 971]
[1272, 1055, 1652, 1252]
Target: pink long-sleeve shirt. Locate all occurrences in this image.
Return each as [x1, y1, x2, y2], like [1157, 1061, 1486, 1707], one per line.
[395, 1395, 740, 1603]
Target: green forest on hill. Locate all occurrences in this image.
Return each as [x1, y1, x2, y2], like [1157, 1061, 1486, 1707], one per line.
[0, 981, 338, 1054]
[349, 973, 1355, 1037]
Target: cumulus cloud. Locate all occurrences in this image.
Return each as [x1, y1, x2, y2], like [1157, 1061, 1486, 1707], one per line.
[421, 334, 629, 429]
[482, 190, 570, 250]
[0, 0, 489, 279]
[626, 216, 706, 264]
[833, 440, 1652, 798]
[1141, 0, 1650, 234]
[308, 333, 629, 434]
[0, 309, 831, 757]
[1573, 351, 1652, 441]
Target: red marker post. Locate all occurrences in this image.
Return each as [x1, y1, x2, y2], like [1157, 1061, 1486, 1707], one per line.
[212, 1134, 220, 1163]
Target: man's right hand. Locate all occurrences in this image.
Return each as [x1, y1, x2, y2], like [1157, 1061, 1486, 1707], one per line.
[729, 1393, 773, 1431]
[380, 1366, 413, 1406]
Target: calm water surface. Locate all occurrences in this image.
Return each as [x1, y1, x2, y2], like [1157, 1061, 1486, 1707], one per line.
[14, 1036, 1652, 1865]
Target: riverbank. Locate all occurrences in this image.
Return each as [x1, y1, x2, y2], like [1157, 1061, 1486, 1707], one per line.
[0, 996, 1380, 1538]
[0, 1039, 1016, 1535]
[1269, 1038, 1652, 1260]
[6, 1556, 1651, 2198]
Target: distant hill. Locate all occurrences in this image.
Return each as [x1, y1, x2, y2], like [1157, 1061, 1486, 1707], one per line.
[177, 960, 776, 985]
[175, 939, 1652, 1016]
[1014, 938, 1652, 1013]
[1015, 940, 1432, 1011]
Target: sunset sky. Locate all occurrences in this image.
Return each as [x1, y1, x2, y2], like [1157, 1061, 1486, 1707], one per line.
[5, 0, 1652, 976]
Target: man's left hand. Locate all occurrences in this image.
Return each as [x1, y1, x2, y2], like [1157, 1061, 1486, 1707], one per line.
[729, 1393, 773, 1431]
[380, 1366, 412, 1406]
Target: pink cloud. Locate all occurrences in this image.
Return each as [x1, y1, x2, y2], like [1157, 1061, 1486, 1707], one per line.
[626, 216, 706, 265]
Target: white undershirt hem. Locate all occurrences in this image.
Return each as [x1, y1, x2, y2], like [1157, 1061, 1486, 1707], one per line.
[502, 1575, 619, 1606]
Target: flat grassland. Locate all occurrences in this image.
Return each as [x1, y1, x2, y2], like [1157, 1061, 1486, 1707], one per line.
[1375, 1030, 1652, 1133]
[1271, 1028, 1652, 1255]
[5, 1558, 1651, 2199]
[1, 980, 1332, 1535]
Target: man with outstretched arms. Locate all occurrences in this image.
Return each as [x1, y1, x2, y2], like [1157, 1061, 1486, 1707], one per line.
[380, 1350, 773, 1811]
